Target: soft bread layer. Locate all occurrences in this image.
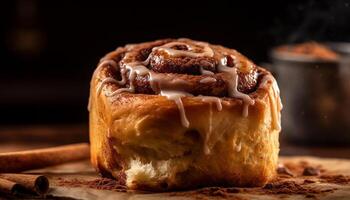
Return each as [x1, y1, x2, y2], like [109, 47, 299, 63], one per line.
[89, 76, 280, 190]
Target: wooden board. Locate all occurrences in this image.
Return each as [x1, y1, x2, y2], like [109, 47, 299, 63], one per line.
[30, 156, 350, 200]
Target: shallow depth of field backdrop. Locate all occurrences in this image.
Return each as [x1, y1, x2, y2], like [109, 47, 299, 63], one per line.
[0, 0, 349, 130]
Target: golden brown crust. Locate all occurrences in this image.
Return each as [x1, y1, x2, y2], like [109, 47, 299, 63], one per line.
[89, 38, 282, 191]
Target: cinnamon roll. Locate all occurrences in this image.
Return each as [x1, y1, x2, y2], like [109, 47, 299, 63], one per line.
[89, 38, 282, 191]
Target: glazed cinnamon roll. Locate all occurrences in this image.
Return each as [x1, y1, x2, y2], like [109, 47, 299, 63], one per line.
[89, 38, 282, 191]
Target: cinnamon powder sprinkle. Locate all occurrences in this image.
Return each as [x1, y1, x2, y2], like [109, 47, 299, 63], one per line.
[57, 177, 127, 192]
[171, 180, 336, 199]
[320, 175, 350, 185]
[262, 180, 336, 195]
[55, 160, 349, 199]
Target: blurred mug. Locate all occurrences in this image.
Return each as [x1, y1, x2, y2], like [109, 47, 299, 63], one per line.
[270, 43, 350, 146]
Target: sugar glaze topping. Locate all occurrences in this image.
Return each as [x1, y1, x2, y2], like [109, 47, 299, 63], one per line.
[94, 40, 276, 131]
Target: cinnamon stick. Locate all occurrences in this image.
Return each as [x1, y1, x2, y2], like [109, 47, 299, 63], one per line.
[0, 143, 90, 173]
[0, 174, 49, 195]
[0, 178, 22, 194]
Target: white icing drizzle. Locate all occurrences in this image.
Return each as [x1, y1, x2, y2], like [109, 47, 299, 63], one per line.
[200, 67, 215, 75]
[118, 68, 127, 85]
[199, 77, 217, 84]
[154, 42, 214, 58]
[96, 77, 119, 96]
[107, 128, 111, 138]
[204, 103, 213, 155]
[217, 57, 255, 117]
[260, 75, 283, 131]
[88, 59, 119, 111]
[148, 73, 189, 93]
[235, 141, 242, 152]
[160, 90, 193, 128]
[95, 60, 120, 97]
[195, 95, 222, 111]
[97, 40, 256, 128]
[106, 63, 150, 96]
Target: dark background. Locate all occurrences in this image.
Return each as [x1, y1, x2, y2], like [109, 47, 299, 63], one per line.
[1, 0, 350, 125]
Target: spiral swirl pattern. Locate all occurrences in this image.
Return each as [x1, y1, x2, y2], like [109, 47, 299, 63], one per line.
[94, 38, 263, 127]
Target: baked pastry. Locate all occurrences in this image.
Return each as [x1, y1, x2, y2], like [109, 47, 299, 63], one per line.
[89, 38, 282, 191]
